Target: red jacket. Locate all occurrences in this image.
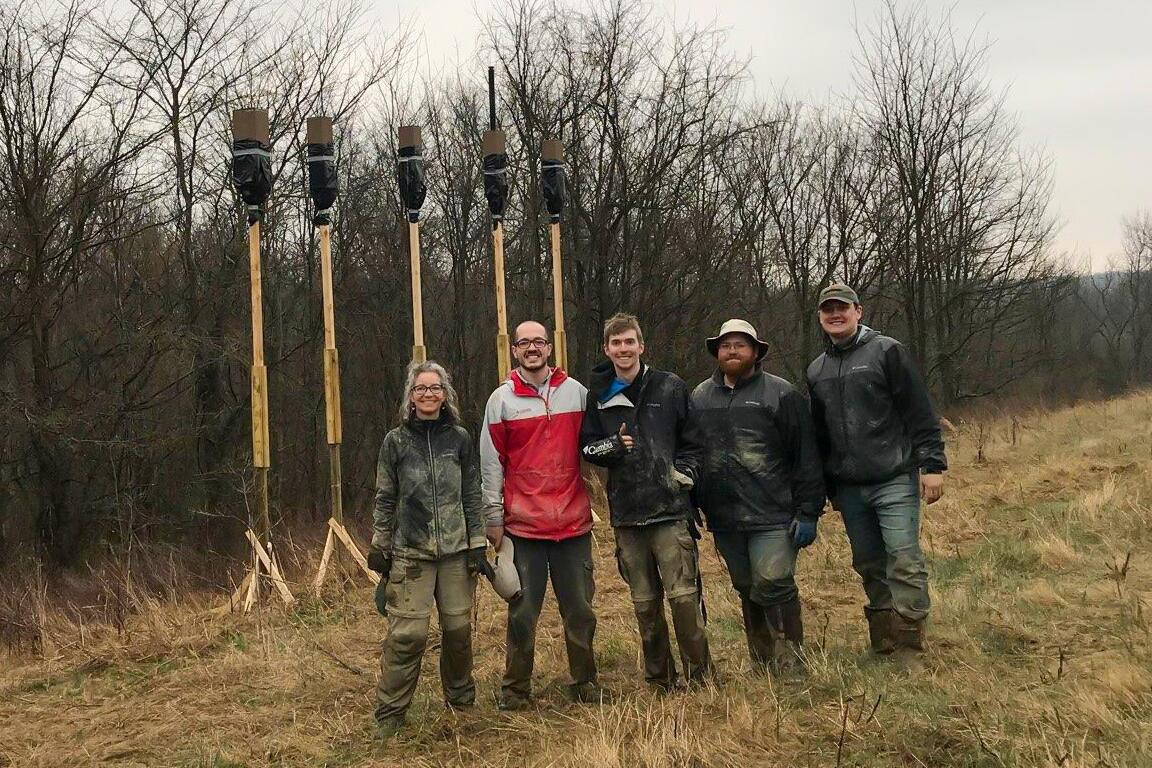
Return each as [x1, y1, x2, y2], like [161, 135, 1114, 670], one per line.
[479, 368, 593, 540]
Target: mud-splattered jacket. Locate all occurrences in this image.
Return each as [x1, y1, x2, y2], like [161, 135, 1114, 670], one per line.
[805, 326, 947, 488]
[690, 369, 825, 531]
[371, 414, 486, 561]
[580, 362, 701, 528]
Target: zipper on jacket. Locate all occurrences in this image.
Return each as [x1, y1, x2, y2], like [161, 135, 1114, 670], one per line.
[426, 427, 441, 557]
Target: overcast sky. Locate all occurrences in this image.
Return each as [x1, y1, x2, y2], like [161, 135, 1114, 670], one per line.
[384, 0, 1152, 270]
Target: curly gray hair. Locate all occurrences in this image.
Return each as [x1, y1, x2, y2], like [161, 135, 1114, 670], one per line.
[397, 360, 461, 424]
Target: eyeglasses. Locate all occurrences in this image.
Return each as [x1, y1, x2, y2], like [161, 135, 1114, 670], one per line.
[513, 338, 550, 349]
[411, 384, 445, 395]
[719, 341, 751, 351]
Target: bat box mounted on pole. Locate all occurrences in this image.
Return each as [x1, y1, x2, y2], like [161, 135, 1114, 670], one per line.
[397, 126, 426, 223]
[306, 116, 339, 225]
[482, 130, 508, 226]
[232, 109, 273, 224]
[540, 139, 566, 223]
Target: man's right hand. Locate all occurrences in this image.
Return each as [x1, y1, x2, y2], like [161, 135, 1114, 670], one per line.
[618, 422, 634, 450]
[486, 524, 504, 549]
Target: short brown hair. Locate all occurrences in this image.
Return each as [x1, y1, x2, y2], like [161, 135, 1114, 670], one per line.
[602, 313, 644, 345]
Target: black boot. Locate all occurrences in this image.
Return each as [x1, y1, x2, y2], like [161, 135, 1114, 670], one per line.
[864, 608, 895, 655]
[892, 612, 925, 652]
[741, 597, 774, 672]
[766, 599, 806, 677]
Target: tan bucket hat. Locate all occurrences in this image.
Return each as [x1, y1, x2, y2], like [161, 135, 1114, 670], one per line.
[706, 319, 769, 361]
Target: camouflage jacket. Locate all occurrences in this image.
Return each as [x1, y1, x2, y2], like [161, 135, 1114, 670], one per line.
[371, 415, 486, 561]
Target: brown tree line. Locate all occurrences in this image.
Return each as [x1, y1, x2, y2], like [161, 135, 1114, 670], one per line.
[0, 0, 1144, 571]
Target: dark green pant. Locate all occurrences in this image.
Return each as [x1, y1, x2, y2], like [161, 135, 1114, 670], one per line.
[614, 520, 712, 687]
[502, 533, 598, 702]
[375, 552, 475, 722]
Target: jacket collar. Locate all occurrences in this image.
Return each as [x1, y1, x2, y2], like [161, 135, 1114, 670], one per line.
[824, 324, 877, 356]
[590, 360, 647, 400]
[710, 367, 763, 391]
[508, 366, 568, 398]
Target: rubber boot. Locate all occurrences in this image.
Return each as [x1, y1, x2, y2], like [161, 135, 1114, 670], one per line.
[865, 608, 895, 655]
[740, 597, 774, 672]
[766, 599, 806, 677]
[891, 612, 926, 672]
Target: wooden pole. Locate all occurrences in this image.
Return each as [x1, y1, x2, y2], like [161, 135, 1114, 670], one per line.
[399, 125, 427, 364]
[542, 139, 567, 370]
[248, 221, 272, 540]
[226, 107, 293, 611]
[408, 220, 426, 363]
[493, 221, 511, 379]
[318, 224, 343, 523]
[549, 221, 567, 371]
[484, 126, 511, 381]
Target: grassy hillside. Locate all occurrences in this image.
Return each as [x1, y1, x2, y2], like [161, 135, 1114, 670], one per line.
[2, 393, 1151, 767]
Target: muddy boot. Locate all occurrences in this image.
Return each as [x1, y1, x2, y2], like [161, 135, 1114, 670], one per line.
[766, 600, 806, 677]
[891, 612, 926, 672]
[865, 608, 895, 655]
[741, 597, 774, 673]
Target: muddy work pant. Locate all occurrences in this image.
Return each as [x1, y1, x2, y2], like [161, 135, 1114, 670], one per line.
[614, 520, 712, 688]
[376, 552, 476, 722]
[835, 472, 930, 622]
[502, 532, 598, 703]
[712, 528, 800, 666]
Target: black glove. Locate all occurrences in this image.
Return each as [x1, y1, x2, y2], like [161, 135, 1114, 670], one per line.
[367, 548, 391, 575]
[582, 433, 628, 461]
[373, 578, 389, 617]
[467, 547, 495, 580]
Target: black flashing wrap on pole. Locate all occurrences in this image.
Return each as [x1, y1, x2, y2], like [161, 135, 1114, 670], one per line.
[540, 139, 566, 224]
[306, 116, 338, 226]
[232, 109, 272, 225]
[397, 126, 426, 224]
[482, 131, 508, 226]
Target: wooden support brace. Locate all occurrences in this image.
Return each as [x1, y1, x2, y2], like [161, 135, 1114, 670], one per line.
[245, 529, 295, 606]
[312, 518, 380, 596]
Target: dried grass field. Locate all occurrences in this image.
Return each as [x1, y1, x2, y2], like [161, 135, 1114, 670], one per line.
[2, 393, 1151, 767]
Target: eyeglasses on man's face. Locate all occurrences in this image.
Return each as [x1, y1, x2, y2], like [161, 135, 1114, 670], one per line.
[411, 384, 445, 395]
[513, 338, 550, 350]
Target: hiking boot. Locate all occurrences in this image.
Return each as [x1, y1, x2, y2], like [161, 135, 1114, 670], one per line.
[865, 608, 896, 655]
[375, 715, 404, 739]
[569, 682, 614, 705]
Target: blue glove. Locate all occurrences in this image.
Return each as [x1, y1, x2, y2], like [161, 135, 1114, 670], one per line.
[789, 516, 818, 548]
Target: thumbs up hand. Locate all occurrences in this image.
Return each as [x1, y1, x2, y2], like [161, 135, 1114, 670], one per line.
[618, 422, 634, 451]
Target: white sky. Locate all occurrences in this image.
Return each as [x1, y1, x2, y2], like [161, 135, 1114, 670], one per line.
[382, 0, 1152, 270]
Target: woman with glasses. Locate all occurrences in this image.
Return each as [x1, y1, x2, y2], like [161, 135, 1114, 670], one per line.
[367, 360, 492, 738]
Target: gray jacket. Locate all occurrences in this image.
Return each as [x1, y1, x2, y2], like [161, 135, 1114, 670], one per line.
[371, 415, 486, 561]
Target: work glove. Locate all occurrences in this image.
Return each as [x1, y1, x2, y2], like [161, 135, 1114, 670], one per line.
[367, 548, 392, 576]
[373, 578, 389, 617]
[467, 547, 496, 581]
[788, 515, 819, 549]
[582, 423, 633, 462]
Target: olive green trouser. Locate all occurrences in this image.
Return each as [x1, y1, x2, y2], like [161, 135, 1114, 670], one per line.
[614, 520, 713, 688]
[375, 552, 475, 722]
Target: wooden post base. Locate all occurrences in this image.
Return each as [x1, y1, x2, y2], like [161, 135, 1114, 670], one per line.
[215, 530, 295, 614]
[312, 517, 381, 596]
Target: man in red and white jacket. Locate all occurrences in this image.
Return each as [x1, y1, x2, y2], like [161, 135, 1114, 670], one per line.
[480, 320, 604, 709]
